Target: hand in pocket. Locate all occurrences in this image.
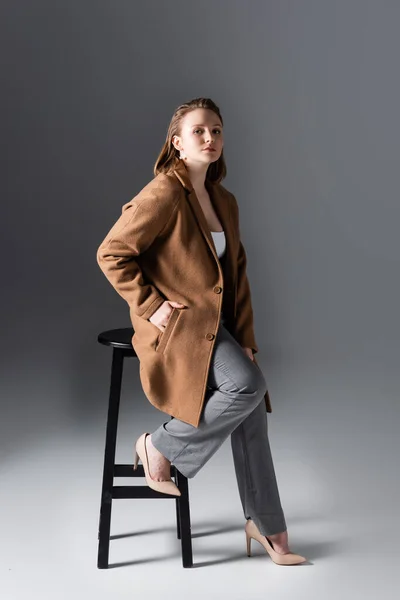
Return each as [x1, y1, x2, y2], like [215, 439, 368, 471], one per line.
[148, 300, 186, 331]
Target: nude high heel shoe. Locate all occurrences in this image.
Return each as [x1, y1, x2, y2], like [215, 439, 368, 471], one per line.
[133, 432, 181, 497]
[245, 519, 307, 565]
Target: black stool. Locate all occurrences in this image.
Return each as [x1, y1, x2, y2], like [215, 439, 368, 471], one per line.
[97, 327, 193, 568]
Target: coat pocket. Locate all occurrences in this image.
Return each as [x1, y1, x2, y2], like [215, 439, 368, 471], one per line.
[155, 307, 181, 354]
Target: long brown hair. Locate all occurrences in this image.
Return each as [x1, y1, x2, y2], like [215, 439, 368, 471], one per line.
[154, 97, 227, 184]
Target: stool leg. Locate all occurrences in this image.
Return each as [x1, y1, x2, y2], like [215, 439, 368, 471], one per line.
[168, 417, 182, 541]
[97, 347, 124, 569]
[175, 496, 181, 539]
[174, 469, 193, 568]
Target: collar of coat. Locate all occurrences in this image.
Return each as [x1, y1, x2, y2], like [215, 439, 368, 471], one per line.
[169, 158, 235, 291]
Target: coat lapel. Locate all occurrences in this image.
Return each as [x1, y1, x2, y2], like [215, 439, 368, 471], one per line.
[172, 160, 235, 291]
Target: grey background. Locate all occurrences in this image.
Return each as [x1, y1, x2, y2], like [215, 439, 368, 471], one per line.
[1, 1, 398, 598]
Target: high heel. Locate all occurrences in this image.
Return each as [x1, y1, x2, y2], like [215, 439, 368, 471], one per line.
[245, 519, 307, 565]
[133, 432, 181, 497]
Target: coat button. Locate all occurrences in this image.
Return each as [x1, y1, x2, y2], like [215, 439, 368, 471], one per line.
[213, 286, 222, 293]
[206, 333, 215, 341]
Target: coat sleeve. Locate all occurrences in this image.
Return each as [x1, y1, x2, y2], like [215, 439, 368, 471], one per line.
[96, 190, 179, 320]
[230, 193, 259, 354]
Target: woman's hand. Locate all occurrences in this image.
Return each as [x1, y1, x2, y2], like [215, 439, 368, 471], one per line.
[148, 300, 186, 331]
[242, 347, 254, 361]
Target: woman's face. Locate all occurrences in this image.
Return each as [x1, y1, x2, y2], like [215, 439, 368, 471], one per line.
[173, 108, 224, 165]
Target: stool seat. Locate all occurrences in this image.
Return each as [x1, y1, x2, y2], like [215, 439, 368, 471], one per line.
[96, 327, 193, 569]
[98, 327, 135, 350]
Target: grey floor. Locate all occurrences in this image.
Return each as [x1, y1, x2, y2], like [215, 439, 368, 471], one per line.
[2, 360, 398, 600]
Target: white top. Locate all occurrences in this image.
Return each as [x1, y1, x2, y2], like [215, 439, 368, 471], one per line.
[211, 230, 226, 258]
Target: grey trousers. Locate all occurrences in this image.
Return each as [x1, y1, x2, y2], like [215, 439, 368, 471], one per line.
[150, 317, 287, 536]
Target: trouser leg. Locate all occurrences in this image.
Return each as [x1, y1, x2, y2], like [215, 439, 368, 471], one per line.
[230, 397, 287, 536]
[151, 321, 267, 479]
[151, 321, 287, 535]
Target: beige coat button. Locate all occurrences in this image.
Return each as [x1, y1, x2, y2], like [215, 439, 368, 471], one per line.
[213, 286, 222, 293]
[206, 333, 215, 340]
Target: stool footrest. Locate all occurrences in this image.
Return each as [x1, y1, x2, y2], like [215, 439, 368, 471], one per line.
[112, 485, 181, 499]
[114, 463, 176, 478]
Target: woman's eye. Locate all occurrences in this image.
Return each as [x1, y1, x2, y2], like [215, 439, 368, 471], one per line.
[194, 129, 222, 134]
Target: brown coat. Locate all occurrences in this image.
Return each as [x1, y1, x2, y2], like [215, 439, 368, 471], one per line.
[96, 160, 272, 427]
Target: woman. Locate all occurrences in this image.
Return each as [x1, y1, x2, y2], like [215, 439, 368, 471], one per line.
[96, 97, 306, 565]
